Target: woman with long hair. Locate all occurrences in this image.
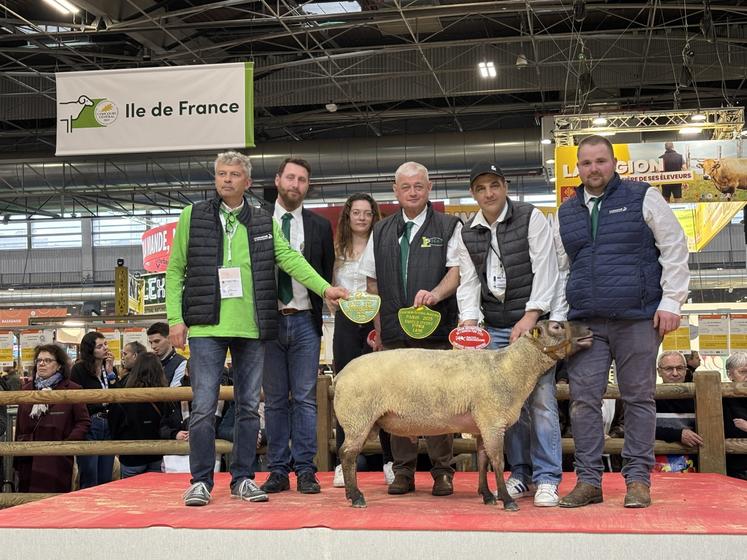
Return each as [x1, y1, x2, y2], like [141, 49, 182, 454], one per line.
[71, 331, 117, 488]
[14, 344, 90, 493]
[330, 193, 394, 487]
[109, 352, 168, 478]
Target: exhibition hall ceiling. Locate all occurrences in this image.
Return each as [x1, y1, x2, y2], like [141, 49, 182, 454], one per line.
[0, 0, 745, 216]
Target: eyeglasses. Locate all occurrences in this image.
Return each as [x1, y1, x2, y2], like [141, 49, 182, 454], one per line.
[659, 366, 686, 373]
[350, 210, 374, 218]
[35, 358, 57, 365]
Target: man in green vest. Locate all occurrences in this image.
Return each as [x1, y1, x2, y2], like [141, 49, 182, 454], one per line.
[166, 150, 347, 507]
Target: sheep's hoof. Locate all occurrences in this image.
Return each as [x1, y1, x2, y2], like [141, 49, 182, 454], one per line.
[481, 493, 497, 505]
[503, 501, 520, 512]
[351, 496, 367, 508]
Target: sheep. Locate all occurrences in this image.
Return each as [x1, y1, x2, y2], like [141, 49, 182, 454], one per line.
[334, 320, 592, 511]
[59, 95, 94, 133]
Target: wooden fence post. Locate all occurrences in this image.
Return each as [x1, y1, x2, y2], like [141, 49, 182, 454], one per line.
[694, 370, 726, 474]
[315, 374, 333, 472]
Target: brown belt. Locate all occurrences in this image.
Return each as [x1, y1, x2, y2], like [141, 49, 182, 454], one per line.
[280, 308, 308, 316]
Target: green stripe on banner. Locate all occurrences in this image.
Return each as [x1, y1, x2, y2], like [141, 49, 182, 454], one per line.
[244, 61, 255, 148]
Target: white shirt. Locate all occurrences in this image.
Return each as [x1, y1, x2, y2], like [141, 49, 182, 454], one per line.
[456, 204, 559, 322]
[552, 186, 690, 321]
[273, 201, 312, 310]
[359, 206, 461, 280]
[334, 254, 368, 293]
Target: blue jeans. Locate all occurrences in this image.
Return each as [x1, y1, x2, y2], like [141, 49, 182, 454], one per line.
[120, 460, 163, 479]
[487, 326, 562, 486]
[263, 312, 321, 476]
[188, 336, 264, 491]
[77, 414, 114, 489]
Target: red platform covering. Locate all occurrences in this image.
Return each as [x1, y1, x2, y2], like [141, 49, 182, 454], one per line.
[1, 472, 745, 535]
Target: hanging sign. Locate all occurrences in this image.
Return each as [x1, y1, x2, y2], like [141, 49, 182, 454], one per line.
[99, 329, 122, 366]
[398, 306, 441, 340]
[56, 62, 254, 156]
[661, 315, 691, 352]
[339, 292, 380, 324]
[729, 314, 747, 352]
[20, 330, 55, 368]
[449, 326, 491, 350]
[0, 331, 14, 367]
[698, 314, 729, 356]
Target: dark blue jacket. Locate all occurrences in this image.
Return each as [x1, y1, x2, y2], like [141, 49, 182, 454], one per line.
[558, 174, 662, 320]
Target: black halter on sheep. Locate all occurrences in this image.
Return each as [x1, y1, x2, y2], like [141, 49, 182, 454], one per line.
[334, 320, 592, 510]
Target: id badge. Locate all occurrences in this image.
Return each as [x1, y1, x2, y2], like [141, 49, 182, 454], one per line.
[218, 267, 243, 299]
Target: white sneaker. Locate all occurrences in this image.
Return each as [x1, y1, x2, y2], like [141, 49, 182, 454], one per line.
[505, 477, 536, 499]
[183, 481, 211, 507]
[333, 464, 345, 488]
[383, 461, 395, 485]
[533, 483, 560, 507]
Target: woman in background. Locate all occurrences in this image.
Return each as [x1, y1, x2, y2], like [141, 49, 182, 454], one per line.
[330, 193, 393, 487]
[109, 352, 167, 478]
[71, 331, 117, 488]
[15, 344, 90, 493]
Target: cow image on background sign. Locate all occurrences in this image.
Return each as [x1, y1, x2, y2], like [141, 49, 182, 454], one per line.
[699, 158, 747, 199]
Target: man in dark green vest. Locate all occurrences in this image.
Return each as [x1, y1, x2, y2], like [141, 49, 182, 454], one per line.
[360, 161, 461, 497]
[166, 151, 347, 507]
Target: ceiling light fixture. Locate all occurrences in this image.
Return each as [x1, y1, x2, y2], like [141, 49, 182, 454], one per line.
[679, 127, 702, 135]
[43, 0, 80, 14]
[540, 138, 552, 145]
[546, 159, 555, 165]
[597, 131, 616, 137]
[690, 113, 707, 122]
[325, 103, 338, 113]
[515, 53, 528, 68]
[478, 61, 497, 79]
[592, 116, 608, 126]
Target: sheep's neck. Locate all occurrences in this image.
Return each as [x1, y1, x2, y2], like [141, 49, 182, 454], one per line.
[494, 341, 557, 396]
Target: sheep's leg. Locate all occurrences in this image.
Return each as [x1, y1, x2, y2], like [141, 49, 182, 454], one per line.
[476, 435, 497, 505]
[340, 424, 374, 508]
[484, 428, 519, 512]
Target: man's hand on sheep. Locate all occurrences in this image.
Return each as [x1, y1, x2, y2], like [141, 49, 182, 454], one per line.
[324, 286, 349, 307]
[653, 310, 681, 337]
[459, 319, 478, 327]
[509, 310, 542, 344]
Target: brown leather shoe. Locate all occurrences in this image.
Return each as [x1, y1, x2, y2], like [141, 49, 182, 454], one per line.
[558, 482, 603, 508]
[431, 474, 454, 496]
[387, 474, 415, 495]
[624, 481, 651, 508]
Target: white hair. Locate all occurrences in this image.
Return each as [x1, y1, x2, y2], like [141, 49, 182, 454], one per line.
[726, 352, 747, 373]
[394, 161, 429, 184]
[214, 150, 252, 177]
[657, 351, 686, 368]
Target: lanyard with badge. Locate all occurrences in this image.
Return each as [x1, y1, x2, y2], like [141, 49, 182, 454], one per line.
[488, 236, 507, 296]
[218, 209, 243, 299]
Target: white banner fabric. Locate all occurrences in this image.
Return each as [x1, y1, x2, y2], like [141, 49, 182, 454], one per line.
[55, 62, 254, 156]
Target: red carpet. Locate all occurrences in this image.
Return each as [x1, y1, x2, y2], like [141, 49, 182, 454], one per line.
[0, 472, 745, 535]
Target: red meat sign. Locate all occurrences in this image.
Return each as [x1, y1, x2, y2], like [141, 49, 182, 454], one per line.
[142, 222, 177, 273]
[449, 326, 491, 350]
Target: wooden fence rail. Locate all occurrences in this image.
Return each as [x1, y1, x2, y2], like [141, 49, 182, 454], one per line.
[1, 371, 745, 475]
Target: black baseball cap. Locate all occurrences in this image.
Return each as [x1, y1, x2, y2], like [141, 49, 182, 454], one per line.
[469, 162, 507, 186]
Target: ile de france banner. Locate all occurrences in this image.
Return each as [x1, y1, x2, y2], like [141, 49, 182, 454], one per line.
[55, 62, 254, 156]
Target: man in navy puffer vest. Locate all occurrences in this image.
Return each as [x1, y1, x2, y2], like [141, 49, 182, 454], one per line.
[554, 135, 689, 509]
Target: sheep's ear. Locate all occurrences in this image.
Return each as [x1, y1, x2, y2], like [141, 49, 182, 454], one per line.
[530, 327, 541, 339]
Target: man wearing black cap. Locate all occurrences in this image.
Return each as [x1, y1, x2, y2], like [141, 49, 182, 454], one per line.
[456, 162, 562, 507]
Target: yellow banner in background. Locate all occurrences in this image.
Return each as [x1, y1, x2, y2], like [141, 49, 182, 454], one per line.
[662, 316, 691, 352]
[674, 201, 745, 252]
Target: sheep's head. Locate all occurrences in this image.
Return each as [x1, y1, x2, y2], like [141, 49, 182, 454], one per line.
[526, 320, 592, 360]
